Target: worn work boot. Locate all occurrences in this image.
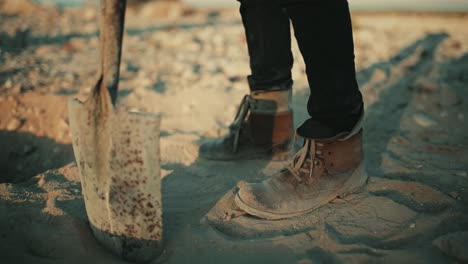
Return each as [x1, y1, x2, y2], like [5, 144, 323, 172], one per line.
[200, 88, 294, 161]
[234, 117, 368, 219]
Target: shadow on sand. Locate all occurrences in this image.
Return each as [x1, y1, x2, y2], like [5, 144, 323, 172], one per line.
[0, 130, 74, 183]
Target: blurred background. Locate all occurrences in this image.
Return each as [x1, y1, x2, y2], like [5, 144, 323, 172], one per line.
[37, 0, 468, 10]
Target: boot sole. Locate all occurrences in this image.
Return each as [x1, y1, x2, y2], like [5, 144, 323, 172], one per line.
[234, 162, 369, 220]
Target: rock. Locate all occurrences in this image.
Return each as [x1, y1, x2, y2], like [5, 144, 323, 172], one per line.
[450, 39, 462, 50]
[413, 77, 439, 93]
[23, 145, 35, 155]
[4, 79, 12, 89]
[57, 118, 68, 130]
[297, 259, 314, 264]
[433, 231, 468, 262]
[448, 191, 460, 200]
[83, 8, 96, 21]
[27, 124, 35, 133]
[63, 38, 86, 53]
[37, 175, 46, 187]
[413, 113, 437, 127]
[6, 117, 22, 131]
[35, 45, 57, 56]
[438, 86, 461, 107]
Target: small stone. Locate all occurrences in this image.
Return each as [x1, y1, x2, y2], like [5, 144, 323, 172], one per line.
[297, 259, 314, 264]
[450, 39, 462, 50]
[83, 8, 96, 21]
[414, 77, 439, 93]
[410, 223, 416, 229]
[37, 176, 46, 187]
[4, 79, 12, 89]
[6, 118, 21, 131]
[433, 231, 468, 262]
[58, 118, 68, 130]
[454, 171, 467, 178]
[35, 45, 55, 56]
[458, 113, 464, 121]
[413, 113, 437, 127]
[449, 191, 460, 200]
[23, 145, 35, 155]
[237, 181, 248, 189]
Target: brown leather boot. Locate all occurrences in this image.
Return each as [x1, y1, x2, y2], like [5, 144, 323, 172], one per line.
[200, 88, 294, 161]
[234, 118, 368, 219]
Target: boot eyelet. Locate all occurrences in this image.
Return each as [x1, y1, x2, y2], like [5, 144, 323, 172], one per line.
[328, 151, 332, 155]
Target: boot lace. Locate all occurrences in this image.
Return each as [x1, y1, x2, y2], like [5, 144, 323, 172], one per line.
[286, 139, 324, 183]
[228, 94, 256, 153]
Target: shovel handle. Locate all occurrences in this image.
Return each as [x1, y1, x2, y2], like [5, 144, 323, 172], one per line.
[99, 0, 126, 105]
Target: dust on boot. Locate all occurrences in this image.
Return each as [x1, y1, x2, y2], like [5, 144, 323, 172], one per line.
[200, 88, 294, 161]
[234, 116, 368, 220]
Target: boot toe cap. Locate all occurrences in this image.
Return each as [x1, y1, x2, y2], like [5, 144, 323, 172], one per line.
[236, 183, 276, 212]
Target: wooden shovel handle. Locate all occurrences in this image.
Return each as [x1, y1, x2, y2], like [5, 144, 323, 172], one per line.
[98, 0, 126, 105]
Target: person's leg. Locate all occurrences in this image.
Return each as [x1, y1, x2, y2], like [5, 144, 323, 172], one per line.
[235, 0, 368, 219]
[200, 0, 295, 160]
[288, 0, 363, 139]
[240, 0, 294, 91]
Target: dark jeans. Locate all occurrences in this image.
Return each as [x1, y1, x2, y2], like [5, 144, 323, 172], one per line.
[239, 0, 363, 138]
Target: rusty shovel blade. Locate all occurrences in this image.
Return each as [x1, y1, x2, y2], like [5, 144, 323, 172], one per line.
[68, 0, 163, 262]
[69, 80, 162, 263]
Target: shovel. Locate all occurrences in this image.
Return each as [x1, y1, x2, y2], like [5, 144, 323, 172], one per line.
[68, 0, 162, 262]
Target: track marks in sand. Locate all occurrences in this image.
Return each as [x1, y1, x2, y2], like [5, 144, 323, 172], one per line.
[324, 196, 417, 248]
[433, 231, 468, 262]
[321, 178, 460, 253]
[368, 178, 455, 215]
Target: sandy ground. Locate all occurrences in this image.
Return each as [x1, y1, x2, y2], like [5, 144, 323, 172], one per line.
[1, 1, 468, 263]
